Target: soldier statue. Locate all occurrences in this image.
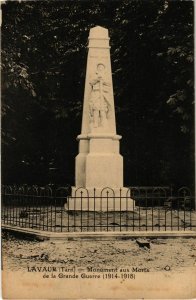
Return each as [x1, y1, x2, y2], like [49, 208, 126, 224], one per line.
[89, 63, 110, 128]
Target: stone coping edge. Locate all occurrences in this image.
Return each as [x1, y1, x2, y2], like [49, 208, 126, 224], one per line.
[77, 134, 122, 141]
[2, 224, 196, 241]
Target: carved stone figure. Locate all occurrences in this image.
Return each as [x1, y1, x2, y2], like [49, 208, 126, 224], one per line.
[89, 63, 110, 128]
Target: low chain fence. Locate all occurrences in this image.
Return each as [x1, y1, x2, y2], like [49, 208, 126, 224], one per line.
[1, 185, 195, 232]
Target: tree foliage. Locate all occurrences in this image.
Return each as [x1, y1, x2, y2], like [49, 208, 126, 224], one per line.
[1, 0, 194, 187]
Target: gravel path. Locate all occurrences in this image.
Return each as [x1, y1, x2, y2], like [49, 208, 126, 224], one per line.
[2, 232, 196, 273]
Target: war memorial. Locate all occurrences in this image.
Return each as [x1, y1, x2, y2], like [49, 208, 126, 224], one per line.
[67, 26, 134, 211]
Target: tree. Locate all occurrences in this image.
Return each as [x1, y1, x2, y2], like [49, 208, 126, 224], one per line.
[1, 0, 194, 187]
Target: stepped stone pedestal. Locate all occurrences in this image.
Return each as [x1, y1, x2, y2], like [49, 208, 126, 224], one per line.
[66, 26, 134, 211]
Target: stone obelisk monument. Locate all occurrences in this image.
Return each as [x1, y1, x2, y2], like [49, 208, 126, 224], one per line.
[67, 26, 134, 211]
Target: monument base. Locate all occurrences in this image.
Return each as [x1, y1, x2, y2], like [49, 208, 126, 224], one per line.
[65, 187, 135, 211]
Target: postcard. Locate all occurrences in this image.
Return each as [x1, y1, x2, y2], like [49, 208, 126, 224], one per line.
[1, 0, 195, 299]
